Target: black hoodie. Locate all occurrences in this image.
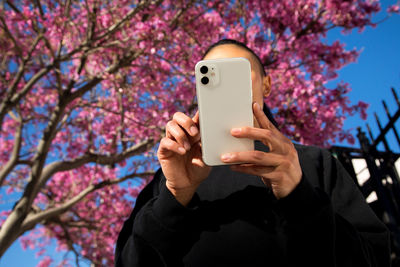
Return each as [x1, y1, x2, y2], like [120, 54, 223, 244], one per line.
[115, 106, 390, 267]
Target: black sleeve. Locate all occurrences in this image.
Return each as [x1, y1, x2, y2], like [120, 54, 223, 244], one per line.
[114, 168, 200, 267]
[276, 149, 391, 267]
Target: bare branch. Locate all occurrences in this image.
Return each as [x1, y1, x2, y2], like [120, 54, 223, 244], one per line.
[32, 0, 45, 18]
[17, 160, 33, 166]
[21, 171, 155, 231]
[1, 91, 77, 252]
[20, 47, 145, 211]
[50, 0, 156, 68]
[0, 112, 22, 186]
[65, 48, 144, 103]
[64, 0, 72, 17]
[37, 139, 155, 190]
[115, 89, 126, 150]
[94, 0, 162, 42]
[115, 170, 156, 184]
[169, 0, 196, 30]
[58, 222, 81, 267]
[4, 34, 43, 100]
[5, 1, 20, 13]
[155, 56, 192, 82]
[77, 2, 97, 75]
[0, 64, 52, 131]
[0, 8, 148, 256]
[74, 101, 154, 127]
[0, 16, 22, 55]
[60, 220, 93, 229]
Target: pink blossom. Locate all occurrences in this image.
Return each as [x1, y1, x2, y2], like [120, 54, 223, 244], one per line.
[37, 256, 53, 267]
[0, 0, 392, 265]
[388, 5, 400, 13]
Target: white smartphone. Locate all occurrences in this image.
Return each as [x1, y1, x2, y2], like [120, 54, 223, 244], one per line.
[195, 57, 254, 166]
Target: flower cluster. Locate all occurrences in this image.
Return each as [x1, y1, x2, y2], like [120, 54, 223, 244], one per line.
[0, 0, 390, 265]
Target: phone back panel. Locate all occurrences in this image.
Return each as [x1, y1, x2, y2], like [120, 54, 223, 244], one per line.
[195, 57, 254, 166]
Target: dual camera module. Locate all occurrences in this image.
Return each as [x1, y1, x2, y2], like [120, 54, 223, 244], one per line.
[197, 63, 219, 87]
[200, 65, 210, 85]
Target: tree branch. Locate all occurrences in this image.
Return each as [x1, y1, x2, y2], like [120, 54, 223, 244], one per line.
[116, 88, 126, 151]
[37, 139, 154, 190]
[20, 46, 146, 213]
[73, 101, 155, 128]
[94, 0, 162, 42]
[58, 222, 81, 267]
[32, 0, 44, 18]
[5, 1, 21, 13]
[2, 34, 43, 107]
[0, 3, 152, 255]
[0, 112, 22, 187]
[36, 1, 157, 70]
[0, 16, 22, 56]
[0, 64, 52, 132]
[169, 0, 195, 30]
[77, 1, 97, 75]
[21, 171, 155, 231]
[64, 0, 72, 17]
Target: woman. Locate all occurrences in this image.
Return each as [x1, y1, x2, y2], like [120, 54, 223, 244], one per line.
[115, 39, 390, 267]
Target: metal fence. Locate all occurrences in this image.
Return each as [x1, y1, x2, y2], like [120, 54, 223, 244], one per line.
[330, 87, 400, 262]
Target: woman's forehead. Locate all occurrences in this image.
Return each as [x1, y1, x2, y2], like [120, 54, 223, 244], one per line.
[204, 44, 262, 76]
[203, 44, 252, 60]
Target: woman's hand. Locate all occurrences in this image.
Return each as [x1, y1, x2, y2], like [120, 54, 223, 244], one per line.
[221, 102, 302, 199]
[157, 111, 211, 206]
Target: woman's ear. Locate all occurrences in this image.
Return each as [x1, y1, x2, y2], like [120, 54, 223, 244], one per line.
[263, 75, 271, 97]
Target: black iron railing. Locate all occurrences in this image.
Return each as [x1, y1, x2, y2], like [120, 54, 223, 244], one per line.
[330, 87, 400, 262]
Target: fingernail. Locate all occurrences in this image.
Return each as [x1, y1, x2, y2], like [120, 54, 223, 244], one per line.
[178, 147, 186, 154]
[231, 128, 241, 134]
[190, 126, 198, 135]
[184, 141, 191, 151]
[221, 153, 232, 161]
[254, 102, 261, 111]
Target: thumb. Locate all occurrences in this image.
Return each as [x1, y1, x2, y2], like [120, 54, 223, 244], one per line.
[191, 111, 201, 143]
[192, 111, 200, 125]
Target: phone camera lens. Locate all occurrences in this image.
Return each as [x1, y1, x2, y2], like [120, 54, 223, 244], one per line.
[201, 76, 209, 85]
[200, 66, 208, 74]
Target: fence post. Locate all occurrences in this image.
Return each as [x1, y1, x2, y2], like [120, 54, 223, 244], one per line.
[357, 127, 400, 256]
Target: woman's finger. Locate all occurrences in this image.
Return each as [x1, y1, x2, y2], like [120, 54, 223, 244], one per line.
[158, 137, 186, 156]
[253, 102, 276, 130]
[166, 120, 191, 151]
[192, 111, 200, 125]
[230, 164, 275, 174]
[173, 112, 199, 137]
[221, 150, 283, 166]
[230, 126, 279, 151]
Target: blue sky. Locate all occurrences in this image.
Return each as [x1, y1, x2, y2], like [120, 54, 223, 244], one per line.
[1, 3, 400, 267]
[327, 4, 400, 152]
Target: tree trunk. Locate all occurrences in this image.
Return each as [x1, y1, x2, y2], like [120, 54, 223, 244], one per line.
[0, 197, 29, 258]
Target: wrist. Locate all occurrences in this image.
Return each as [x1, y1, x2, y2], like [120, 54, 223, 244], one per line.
[165, 182, 198, 207]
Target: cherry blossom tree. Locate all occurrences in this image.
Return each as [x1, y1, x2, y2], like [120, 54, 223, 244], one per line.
[0, 0, 398, 265]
